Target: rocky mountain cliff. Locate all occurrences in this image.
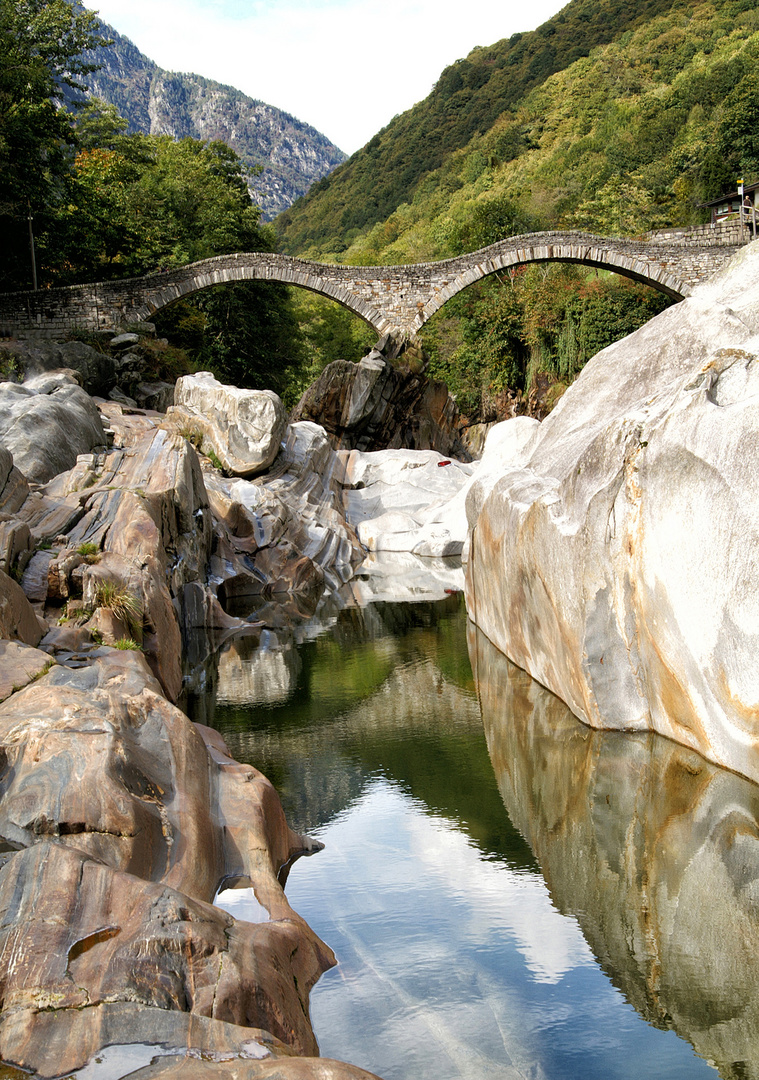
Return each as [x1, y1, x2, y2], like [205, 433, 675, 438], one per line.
[81, 16, 346, 220]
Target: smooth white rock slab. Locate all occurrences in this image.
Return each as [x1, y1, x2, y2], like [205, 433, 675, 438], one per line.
[343, 448, 476, 557]
[465, 239, 759, 783]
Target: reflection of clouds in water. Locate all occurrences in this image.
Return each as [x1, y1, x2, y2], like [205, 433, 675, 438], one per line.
[314, 778, 594, 986]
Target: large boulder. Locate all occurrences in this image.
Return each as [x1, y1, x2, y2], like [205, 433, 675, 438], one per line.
[0, 375, 106, 483]
[170, 371, 287, 477]
[465, 239, 759, 783]
[205, 422, 363, 617]
[290, 351, 472, 459]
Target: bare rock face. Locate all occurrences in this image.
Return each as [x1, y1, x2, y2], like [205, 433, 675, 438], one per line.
[465, 240, 759, 783]
[170, 371, 287, 477]
[290, 351, 472, 460]
[0, 408, 213, 699]
[0, 650, 357, 1078]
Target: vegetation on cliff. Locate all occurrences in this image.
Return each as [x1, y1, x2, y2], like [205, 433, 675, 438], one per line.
[78, 15, 346, 221]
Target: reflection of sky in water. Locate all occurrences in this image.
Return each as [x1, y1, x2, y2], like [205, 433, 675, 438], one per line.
[287, 777, 715, 1080]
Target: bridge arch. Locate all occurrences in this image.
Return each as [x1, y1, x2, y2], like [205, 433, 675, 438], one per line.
[0, 230, 734, 341]
[127, 256, 390, 337]
[413, 234, 693, 333]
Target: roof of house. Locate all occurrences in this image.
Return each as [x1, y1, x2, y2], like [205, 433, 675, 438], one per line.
[701, 180, 759, 208]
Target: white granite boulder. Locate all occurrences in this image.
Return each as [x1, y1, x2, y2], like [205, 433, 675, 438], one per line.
[465, 239, 759, 784]
[170, 371, 287, 477]
[0, 375, 106, 484]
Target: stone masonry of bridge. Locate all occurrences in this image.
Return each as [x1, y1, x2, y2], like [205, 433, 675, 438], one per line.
[0, 230, 744, 342]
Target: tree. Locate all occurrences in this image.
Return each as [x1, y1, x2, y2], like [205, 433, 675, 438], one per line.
[0, 0, 105, 289]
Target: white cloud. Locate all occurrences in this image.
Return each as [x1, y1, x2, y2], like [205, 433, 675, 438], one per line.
[90, 0, 567, 153]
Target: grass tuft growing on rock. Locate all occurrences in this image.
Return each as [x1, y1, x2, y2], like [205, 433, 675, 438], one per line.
[93, 580, 143, 633]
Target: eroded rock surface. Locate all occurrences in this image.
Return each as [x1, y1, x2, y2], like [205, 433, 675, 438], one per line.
[0, 649, 369, 1078]
[171, 371, 287, 477]
[465, 239, 759, 783]
[202, 422, 363, 621]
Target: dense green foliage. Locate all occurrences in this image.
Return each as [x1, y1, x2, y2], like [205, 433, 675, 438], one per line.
[0, 1, 308, 398]
[0, 0, 103, 287]
[276, 0, 692, 257]
[422, 268, 670, 417]
[276, 0, 759, 417]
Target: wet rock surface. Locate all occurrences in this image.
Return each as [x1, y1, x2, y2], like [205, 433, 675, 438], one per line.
[465, 240, 759, 783]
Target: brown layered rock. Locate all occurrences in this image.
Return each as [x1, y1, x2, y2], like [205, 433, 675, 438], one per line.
[290, 352, 472, 460]
[0, 650, 359, 1078]
[0, 570, 44, 646]
[14, 419, 213, 699]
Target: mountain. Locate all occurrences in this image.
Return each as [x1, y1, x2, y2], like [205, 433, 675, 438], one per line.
[80, 17, 346, 220]
[275, 0, 748, 258]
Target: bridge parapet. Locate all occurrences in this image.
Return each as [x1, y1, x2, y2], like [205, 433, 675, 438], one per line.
[0, 230, 744, 342]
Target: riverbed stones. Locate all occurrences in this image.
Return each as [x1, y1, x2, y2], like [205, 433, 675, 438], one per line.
[171, 371, 287, 477]
[465, 238, 759, 784]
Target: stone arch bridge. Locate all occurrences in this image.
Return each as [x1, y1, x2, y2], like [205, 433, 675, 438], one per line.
[0, 230, 742, 342]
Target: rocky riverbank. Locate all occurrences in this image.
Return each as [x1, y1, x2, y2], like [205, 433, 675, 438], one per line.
[0, 349, 478, 1078]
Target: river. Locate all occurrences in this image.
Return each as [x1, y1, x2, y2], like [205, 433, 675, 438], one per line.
[190, 581, 759, 1080]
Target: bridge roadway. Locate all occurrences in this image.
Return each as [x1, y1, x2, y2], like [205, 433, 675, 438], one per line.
[0, 230, 742, 342]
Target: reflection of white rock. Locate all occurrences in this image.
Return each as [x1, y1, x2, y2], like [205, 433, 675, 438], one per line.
[343, 449, 476, 557]
[466, 240, 759, 784]
[216, 634, 300, 706]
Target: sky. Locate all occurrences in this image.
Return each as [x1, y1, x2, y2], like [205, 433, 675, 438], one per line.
[88, 0, 568, 155]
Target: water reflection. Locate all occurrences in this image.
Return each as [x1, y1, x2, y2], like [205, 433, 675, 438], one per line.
[194, 594, 727, 1080]
[470, 623, 759, 1080]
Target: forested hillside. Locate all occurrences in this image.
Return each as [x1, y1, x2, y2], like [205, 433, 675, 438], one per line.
[78, 15, 346, 220]
[277, 0, 697, 256]
[276, 0, 759, 423]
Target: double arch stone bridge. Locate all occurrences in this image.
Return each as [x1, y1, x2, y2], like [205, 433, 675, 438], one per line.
[0, 230, 742, 342]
